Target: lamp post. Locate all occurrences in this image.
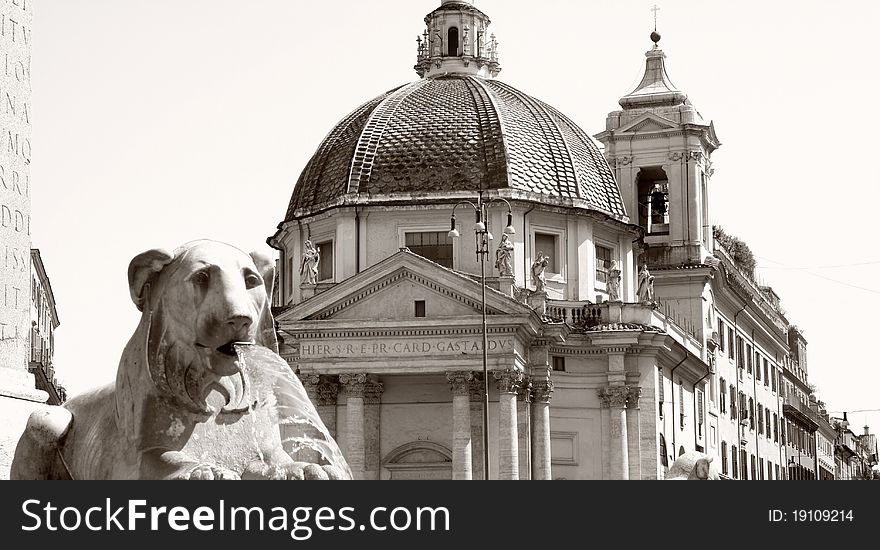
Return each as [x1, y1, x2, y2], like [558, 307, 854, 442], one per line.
[448, 192, 516, 480]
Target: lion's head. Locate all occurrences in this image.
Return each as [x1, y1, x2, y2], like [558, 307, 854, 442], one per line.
[118, 240, 278, 431]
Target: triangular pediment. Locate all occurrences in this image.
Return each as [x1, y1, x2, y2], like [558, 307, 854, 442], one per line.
[617, 113, 679, 134]
[276, 250, 536, 323]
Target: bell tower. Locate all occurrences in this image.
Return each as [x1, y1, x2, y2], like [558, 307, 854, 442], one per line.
[414, 0, 501, 78]
[595, 31, 720, 267]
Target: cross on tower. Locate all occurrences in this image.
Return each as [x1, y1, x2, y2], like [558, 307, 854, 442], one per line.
[651, 4, 660, 31]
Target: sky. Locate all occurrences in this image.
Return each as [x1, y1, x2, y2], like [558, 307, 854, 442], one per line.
[28, 0, 880, 435]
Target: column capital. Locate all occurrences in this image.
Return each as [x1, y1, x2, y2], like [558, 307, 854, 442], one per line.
[316, 380, 340, 407]
[598, 385, 631, 409]
[494, 368, 524, 395]
[468, 374, 485, 402]
[299, 373, 322, 401]
[339, 372, 368, 398]
[363, 380, 384, 405]
[532, 379, 554, 404]
[447, 371, 475, 397]
[517, 378, 533, 403]
[626, 385, 642, 409]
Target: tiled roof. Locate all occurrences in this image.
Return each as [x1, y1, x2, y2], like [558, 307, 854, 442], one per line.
[284, 75, 625, 220]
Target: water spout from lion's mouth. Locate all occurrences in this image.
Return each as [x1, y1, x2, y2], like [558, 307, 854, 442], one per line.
[217, 340, 253, 357]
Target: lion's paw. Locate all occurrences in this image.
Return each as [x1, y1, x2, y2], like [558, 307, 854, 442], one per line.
[180, 463, 240, 480]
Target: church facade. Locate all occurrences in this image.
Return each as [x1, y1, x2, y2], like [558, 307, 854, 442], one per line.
[268, 0, 810, 480]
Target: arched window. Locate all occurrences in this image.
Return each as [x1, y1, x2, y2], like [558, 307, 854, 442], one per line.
[448, 27, 459, 56]
[636, 167, 670, 235]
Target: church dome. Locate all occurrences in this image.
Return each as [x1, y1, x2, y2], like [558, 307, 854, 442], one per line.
[284, 75, 625, 221]
[283, 0, 626, 223]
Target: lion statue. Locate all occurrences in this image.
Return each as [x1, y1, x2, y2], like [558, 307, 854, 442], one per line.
[665, 450, 719, 480]
[11, 240, 350, 480]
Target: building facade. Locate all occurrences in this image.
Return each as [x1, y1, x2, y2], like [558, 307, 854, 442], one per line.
[29, 250, 65, 405]
[269, 0, 849, 480]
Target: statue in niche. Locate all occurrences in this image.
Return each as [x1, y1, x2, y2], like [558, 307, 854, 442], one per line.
[300, 240, 320, 286]
[531, 252, 549, 293]
[10, 240, 349, 480]
[477, 29, 486, 58]
[463, 24, 471, 55]
[637, 264, 655, 304]
[607, 260, 622, 302]
[494, 233, 514, 277]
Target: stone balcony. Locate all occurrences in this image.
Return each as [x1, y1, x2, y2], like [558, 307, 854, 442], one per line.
[545, 299, 702, 350]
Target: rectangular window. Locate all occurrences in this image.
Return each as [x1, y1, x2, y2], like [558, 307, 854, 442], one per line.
[746, 344, 752, 374]
[758, 404, 764, 434]
[552, 356, 566, 372]
[760, 459, 765, 480]
[751, 455, 757, 480]
[763, 358, 769, 386]
[595, 245, 613, 287]
[736, 337, 744, 369]
[730, 385, 737, 420]
[721, 442, 728, 475]
[535, 233, 558, 273]
[756, 355, 762, 381]
[771, 366, 777, 392]
[316, 241, 334, 281]
[414, 300, 426, 318]
[679, 384, 685, 428]
[731, 446, 738, 478]
[405, 231, 453, 268]
[658, 369, 665, 419]
[775, 464, 780, 480]
[697, 389, 705, 437]
[719, 378, 726, 413]
[727, 328, 734, 359]
[718, 320, 726, 352]
[766, 409, 772, 439]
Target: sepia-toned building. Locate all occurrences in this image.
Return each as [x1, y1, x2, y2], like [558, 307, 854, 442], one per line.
[29, 249, 65, 406]
[268, 1, 849, 479]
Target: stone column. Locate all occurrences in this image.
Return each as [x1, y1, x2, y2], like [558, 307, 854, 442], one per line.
[517, 379, 532, 480]
[495, 369, 524, 480]
[468, 375, 486, 481]
[598, 385, 631, 480]
[532, 378, 553, 480]
[447, 371, 474, 480]
[339, 373, 367, 480]
[0, 0, 41, 481]
[316, 378, 340, 439]
[295, 374, 325, 464]
[363, 379, 384, 480]
[531, 379, 554, 480]
[626, 385, 642, 480]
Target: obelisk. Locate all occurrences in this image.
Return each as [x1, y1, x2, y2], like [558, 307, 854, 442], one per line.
[0, 0, 46, 479]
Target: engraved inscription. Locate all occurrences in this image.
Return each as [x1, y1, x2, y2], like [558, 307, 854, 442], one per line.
[0, 0, 32, 368]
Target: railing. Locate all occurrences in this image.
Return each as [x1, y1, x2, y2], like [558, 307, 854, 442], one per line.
[545, 300, 658, 328]
[782, 394, 820, 429]
[653, 298, 701, 341]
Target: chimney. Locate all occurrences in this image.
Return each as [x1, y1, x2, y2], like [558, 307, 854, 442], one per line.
[866, 425, 871, 437]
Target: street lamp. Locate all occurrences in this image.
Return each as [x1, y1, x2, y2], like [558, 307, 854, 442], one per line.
[448, 192, 515, 480]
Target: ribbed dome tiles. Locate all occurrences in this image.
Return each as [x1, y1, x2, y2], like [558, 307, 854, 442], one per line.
[285, 75, 625, 221]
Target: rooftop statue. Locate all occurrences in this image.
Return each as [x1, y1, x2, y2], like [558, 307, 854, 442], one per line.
[11, 240, 350, 480]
